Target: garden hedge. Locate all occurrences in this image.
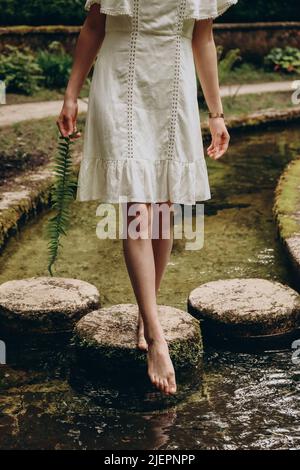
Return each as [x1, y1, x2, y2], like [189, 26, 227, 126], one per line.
[0, 0, 299, 26]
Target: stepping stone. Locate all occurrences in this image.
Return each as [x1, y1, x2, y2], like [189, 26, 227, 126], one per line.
[0, 277, 100, 335]
[74, 304, 202, 370]
[188, 278, 300, 344]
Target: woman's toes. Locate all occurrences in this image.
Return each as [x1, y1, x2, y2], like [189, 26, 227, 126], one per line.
[138, 336, 148, 351]
[151, 374, 158, 388]
[158, 378, 165, 392]
[136, 319, 148, 351]
[167, 374, 177, 395]
[163, 379, 169, 395]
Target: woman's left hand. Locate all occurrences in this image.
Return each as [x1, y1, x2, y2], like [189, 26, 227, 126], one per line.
[207, 117, 230, 160]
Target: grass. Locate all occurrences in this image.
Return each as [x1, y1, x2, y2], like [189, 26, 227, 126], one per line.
[0, 114, 84, 183]
[220, 62, 299, 85]
[5, 83, 90, 105]
[6, 89, 66, 105]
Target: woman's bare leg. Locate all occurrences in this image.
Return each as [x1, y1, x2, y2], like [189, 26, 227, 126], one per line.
[138, 202, 174, 349]
[122, 202, 176, 395]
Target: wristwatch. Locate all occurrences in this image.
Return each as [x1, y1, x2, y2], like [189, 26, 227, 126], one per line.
[208, 112, 224, 119]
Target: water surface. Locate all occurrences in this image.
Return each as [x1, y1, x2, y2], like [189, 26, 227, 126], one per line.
[0, 123, 300, 449]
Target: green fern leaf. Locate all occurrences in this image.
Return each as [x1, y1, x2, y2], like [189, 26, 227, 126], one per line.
[47, 133, 77, 276]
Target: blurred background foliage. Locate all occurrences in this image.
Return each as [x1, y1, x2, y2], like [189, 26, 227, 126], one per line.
[0, 0, 299, 26]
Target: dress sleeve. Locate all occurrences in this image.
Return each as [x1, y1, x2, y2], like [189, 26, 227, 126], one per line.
[185, 0, 238, 20]
[84, 0, 101, 11]
[84, 0, 132, 15]
[215, 0, 238, 17]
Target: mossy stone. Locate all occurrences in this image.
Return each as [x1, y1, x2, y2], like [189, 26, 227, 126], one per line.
[73, 304, 202, 370]
[188, 278, 300, 340]
[273, 158, 300, 282]
[0, 277, 100, 334]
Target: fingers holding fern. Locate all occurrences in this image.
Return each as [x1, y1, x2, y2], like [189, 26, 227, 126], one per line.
[56, 97, 81, 140]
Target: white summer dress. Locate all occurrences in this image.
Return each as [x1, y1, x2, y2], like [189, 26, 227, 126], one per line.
[76, 0, 238, 205]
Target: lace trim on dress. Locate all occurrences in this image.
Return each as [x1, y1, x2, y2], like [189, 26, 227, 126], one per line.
[127, 0, 139, 158]
[84, 0, 133, 16]
[184, 0, 238, 20]
[167, 0, 187, 160]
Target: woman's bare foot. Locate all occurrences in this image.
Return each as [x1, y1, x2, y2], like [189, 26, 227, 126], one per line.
[137, 313, 148, 351]
[147, 338, 177, 395]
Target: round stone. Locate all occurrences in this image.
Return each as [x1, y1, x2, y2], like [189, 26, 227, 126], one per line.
[0, 277, 100, 334]
[74, 304, 202, 369]
[188, 278, 300, 340]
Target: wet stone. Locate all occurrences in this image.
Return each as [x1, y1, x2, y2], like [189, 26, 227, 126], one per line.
[0, 277, 100, 334]
[188, 278, 300, 341]
[73, 304, 202, 370]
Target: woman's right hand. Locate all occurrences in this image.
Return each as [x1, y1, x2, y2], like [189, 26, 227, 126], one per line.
[56, 97, 81, 140]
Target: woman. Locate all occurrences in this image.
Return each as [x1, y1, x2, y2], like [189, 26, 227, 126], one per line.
[57, 0, 238, 396]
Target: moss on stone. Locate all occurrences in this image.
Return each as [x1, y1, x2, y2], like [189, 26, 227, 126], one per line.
[73, 305, 203, 370]
[274, 158, 300, 240]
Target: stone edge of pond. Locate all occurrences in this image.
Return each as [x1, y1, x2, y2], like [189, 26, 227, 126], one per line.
[201, 106, 300, 139]
[0, 159, 80, 252]
[273, 158, 300, 283]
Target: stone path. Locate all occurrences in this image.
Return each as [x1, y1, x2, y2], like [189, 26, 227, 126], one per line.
[0, 277, 100, 334]
[188, 278, 300, 343]
[219, 80, 296, 98]
[74, 303, 202, 369]
[0, 98, 88, 127]
[0, 81, 296, 127]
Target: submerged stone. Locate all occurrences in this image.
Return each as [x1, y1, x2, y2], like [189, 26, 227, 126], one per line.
[188, 278, 300, 341]
[0, 277, 100, 334]
[73, 304, 202, 370]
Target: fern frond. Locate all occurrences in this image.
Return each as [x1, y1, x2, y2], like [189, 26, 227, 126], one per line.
[47, 134, 77, 276]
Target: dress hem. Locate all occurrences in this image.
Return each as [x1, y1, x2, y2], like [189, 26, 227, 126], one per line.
[76, 156, 211, 206]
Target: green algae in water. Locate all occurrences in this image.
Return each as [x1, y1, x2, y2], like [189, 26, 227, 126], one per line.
[0, 123, 300, 449]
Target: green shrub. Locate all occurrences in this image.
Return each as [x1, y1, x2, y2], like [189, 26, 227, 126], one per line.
[264, 47, 300, 73]
[0, 45, 43, 95]
[0, 0, 85, 26]
[37, 41, 73, 89]
[217, 46, 242, 83]
[215, 0, 300, 22]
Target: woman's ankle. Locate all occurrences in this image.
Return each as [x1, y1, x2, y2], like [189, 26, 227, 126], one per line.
[146, 334, 167, 347]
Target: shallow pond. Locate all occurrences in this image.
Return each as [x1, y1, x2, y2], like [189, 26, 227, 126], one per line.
[0, 123, 300, 450]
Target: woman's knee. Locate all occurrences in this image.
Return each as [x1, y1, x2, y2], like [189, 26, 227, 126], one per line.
[152, 202, 174, 239]
[123, 202, 152, 239]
